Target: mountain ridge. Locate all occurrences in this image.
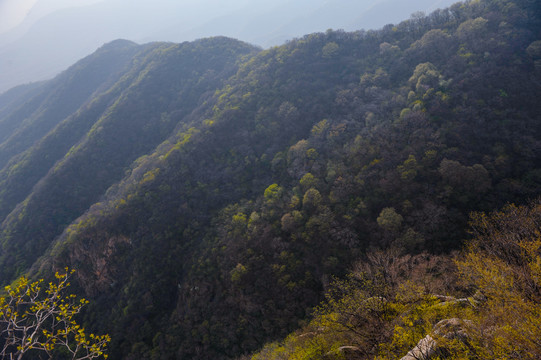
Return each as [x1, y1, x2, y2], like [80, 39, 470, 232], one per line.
[0, 0, 461, 94]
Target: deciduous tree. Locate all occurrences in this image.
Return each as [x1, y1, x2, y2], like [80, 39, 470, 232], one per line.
[0, 269, 110, 359]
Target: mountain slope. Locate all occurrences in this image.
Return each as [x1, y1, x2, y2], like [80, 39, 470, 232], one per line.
[24, 0, 540, 358]
[0, 37, 258, 281]
[0, 0, 539, 359]
[0, 39, 140, 168]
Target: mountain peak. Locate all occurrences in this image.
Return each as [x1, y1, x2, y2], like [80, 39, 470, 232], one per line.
[97, 39, 139, 52]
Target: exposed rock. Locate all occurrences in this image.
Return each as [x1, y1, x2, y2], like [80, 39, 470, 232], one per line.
[325, 345, 363, 358]
[432, 294, 478, 309]
[337, 346, 362, 352]
[400, 334, 437, 360]
[432, 294, 456, 302]
[433, 317, 472, 340]
[68, 234, 133, 296]
[400, 318, 472, 360]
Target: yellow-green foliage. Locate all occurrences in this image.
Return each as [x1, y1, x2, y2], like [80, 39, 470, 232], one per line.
[252, 202, 541, 360]
[250, 313, 348, 360]
[0, 269, 110, 359]
[454, 203, 541, 359]
[163, 127, 199, 161]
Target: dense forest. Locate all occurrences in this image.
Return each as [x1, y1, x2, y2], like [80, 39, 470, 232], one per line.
[0, 0, 539, 358]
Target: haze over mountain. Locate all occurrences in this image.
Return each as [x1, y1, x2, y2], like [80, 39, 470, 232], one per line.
[0, 0, 458, 93]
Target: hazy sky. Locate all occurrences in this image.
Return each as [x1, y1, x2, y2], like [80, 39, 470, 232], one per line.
[0, 0, 38, 33]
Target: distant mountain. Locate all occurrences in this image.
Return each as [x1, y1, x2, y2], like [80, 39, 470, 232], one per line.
[0, 0, 459, 93]
[0, 0, 539, 358]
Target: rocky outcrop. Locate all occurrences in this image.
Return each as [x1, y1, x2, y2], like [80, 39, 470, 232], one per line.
[400, 334, 437, 360]
[400, 318, 473, 360]
[67, 233, 133, 296]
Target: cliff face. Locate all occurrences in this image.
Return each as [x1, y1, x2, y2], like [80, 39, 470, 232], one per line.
[64, 233, 133, 296]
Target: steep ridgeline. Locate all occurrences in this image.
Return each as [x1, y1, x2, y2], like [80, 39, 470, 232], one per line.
[0, 37, 259, 281]
[0, 40, 140, 168]
[2, 0, 540, 359]
[0, 82, 44, 121]
[0, 40, 142, 226]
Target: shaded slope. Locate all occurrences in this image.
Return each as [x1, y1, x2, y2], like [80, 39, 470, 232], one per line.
[40, 30, 398, 359]
[0, 37, 258, 281]
[0, 82, 44, 121]
[0, 39, 140, 169]
[0, 40, 148, 224]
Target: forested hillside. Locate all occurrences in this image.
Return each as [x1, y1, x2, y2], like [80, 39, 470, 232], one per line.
[250, 201, 541, 359]
[0, 37, 258, 283]
[0, 0, 539, 359]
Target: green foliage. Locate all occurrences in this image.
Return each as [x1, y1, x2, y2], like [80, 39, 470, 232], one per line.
[299, 173, 317, 191]
[264, 184, 283, 202]
[310, 119, 329, 136]
[377, 207, 403, 232]
[230, 263, 248, 283]
[457, 17, 489, 41]
[302, 188, 322, 211]
[409, 62, 442, 93]
[321, 42, 339, 58]
[397, 155, 419, 181]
